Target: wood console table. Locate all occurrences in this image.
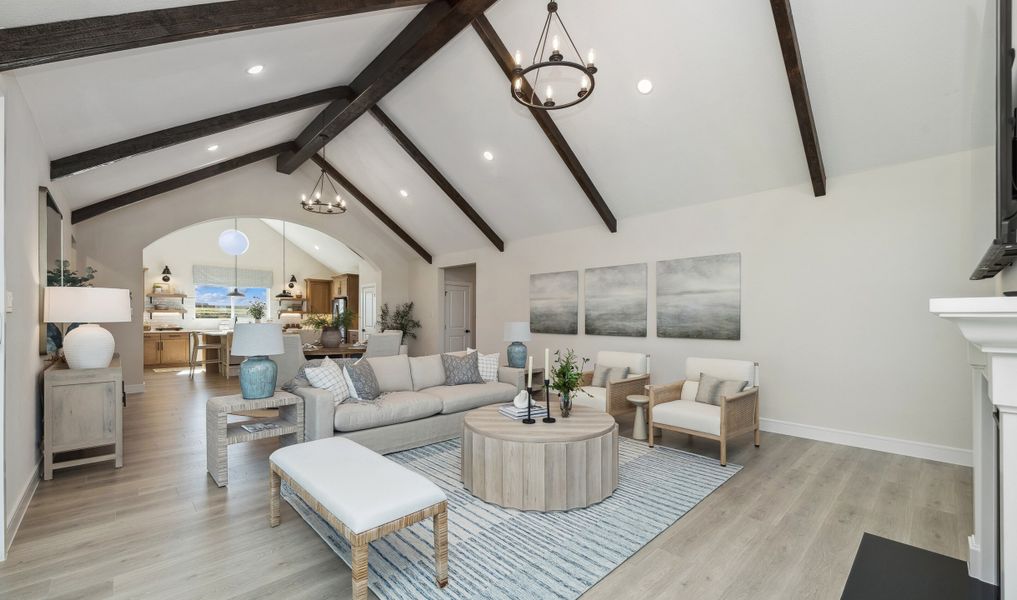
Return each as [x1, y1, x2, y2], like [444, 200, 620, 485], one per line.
[462, 404, 618, 511]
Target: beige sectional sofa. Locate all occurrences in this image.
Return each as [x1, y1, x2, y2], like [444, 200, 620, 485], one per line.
[275, 335, 524, 454]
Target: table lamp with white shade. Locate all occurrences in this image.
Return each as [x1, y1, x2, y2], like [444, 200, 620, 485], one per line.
[503, 321, 531, 369]
[231, 323, 285, 399]
[44, 287, 132, 369]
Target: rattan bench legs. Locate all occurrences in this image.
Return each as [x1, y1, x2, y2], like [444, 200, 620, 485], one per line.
[269, 464, 449, 599]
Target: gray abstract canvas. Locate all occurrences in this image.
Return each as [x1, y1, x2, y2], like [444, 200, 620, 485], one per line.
[530, 271, 579, 334]
[584, 263, 647, 337]
[657, 253, 741, 340]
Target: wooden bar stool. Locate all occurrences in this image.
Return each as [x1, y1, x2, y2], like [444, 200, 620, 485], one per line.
[189, 332, 222, 379]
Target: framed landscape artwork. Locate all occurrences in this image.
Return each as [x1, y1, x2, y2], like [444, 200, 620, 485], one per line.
[584, 263, 647, 337]
[530, 271, 579, 334]
[657, 253, 741, 340]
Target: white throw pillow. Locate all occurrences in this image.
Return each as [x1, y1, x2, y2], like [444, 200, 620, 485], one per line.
[304, 357, 352, 406]
[468, 349, 500, 383]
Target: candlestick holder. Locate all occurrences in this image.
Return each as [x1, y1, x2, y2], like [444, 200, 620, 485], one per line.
[523, 386, 536, 424]
[542, 378, 556, 423]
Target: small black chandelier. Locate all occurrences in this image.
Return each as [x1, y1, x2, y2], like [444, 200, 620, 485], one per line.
[301, 139, 348, 215]
[512, 1, 597, 110]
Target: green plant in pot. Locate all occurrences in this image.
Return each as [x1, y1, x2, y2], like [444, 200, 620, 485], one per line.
[549, 349, 591, 418]
[246, 299, 267, 323]
[377, 302, 421, 343]
[303, 310, 356, 347]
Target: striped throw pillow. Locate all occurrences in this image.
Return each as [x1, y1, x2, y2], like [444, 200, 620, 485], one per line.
[304, 357, 352, 406]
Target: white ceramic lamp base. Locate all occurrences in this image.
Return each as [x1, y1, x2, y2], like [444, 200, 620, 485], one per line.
[63, 323, 115, 369]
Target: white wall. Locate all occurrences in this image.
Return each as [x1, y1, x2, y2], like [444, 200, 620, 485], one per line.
[0, 74, 74, 549]
[142, 218, 344, 328]
[411, 149, 994, 456]
[72, 161, 420, 389]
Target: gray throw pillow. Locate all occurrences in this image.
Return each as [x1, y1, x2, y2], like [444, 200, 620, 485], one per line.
[346, 360, 381, 401]
[694, 373, 748, 406]
[441, 352, 484, 386]
[591, 364, 629, 388]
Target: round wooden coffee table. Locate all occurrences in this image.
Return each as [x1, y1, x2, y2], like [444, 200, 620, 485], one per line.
[462, 404, 618, 511]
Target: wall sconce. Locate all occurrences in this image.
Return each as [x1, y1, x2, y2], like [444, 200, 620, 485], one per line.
[161, 266, 172, 282]
[288, 275, 297, 289]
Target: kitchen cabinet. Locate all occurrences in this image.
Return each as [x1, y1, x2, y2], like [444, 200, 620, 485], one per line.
[144, 332, 190, 366]
[304, 278, 332, 315]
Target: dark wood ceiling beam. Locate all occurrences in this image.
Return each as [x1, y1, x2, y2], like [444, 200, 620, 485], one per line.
[369, 106, 504, 251]
[471, 16, 617, 233]
[0, 0, 430, 72]
[71, 143, 291, 224]
[52, 86, 351, 180]
[769, 0, 826, 197]
[276, 0, 498, 174]
[311, 153, 432, 262]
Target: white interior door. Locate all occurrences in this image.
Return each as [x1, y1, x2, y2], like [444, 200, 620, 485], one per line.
[360, 284, 377, 333]
[444, 283, 471, 352]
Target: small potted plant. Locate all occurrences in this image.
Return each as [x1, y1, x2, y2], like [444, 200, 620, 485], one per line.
[247, 299, 267, 323]
[303, 310, 356, 347]
[549, 349, 591, 418]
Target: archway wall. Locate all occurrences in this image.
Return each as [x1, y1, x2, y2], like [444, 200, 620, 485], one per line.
[71, 160, 419, 388]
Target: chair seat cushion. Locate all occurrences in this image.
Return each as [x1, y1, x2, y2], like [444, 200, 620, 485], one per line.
[333, 391, 442, 432]
[270, 437, 446, 534]
[652, 400, 721, 436]
[425, 382, 517, 414]
[575, 386, 607, 411]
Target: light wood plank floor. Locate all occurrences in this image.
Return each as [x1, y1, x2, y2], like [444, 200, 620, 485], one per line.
[1, 370, 972, 599]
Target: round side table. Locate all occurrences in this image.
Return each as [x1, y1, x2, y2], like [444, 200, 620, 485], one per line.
[627, 394, 650, 441]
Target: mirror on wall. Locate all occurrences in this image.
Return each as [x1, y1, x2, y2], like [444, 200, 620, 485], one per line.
[39, 187, 63, 356]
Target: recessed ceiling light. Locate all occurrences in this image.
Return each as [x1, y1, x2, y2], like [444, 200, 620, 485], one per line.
[207, 144, 219, 152]
[246, 65, 264, 75]
[314, 245, 320, 251]
[482, 151, 494, 161]
[399, 189, 409, 198]
[637, 79, 654, 94]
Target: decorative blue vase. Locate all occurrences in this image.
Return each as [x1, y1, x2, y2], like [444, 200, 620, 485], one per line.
[506, 342, 528, 369]
[240, 356, 278, 400]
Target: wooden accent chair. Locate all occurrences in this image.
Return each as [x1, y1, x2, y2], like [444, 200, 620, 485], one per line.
[647, 357, 759, 466]
[577, 351, 651, 418]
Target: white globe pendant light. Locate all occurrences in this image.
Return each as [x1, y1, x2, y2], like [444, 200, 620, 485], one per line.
[218, 225, 249, 256]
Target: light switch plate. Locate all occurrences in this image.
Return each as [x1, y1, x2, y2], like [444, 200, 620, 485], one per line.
[5, 291, 12, 313]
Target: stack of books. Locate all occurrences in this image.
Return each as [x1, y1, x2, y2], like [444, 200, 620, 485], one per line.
[499, 403, 548, 420]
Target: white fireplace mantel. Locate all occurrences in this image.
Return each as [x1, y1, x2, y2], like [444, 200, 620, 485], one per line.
[932, 296, 1015, 593]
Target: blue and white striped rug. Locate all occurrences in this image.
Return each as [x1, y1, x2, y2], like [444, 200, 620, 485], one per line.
[282, 437, 740, 599]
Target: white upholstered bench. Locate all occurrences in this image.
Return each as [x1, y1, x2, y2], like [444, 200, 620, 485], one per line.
[269, 437, 449, 599]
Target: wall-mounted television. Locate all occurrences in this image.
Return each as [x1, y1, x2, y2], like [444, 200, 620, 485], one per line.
[972, 0, 1017, 279]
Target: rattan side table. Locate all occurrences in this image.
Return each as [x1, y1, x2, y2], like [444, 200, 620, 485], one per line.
[206, 391, 303, 487]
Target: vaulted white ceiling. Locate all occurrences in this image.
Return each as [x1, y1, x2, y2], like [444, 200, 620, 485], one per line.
[5, 0, 995, 258]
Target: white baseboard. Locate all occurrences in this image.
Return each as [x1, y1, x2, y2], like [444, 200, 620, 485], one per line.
[125, 383, 145, 394]
[760, 418, 973, 467]
[4, 460, 41, 558]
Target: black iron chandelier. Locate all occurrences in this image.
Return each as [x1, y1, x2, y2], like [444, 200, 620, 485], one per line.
[301, 139, 348, 215]
[512, 1, 597, 110]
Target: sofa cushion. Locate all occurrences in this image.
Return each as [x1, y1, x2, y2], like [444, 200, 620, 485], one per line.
[426, 382, 517, 414]
[366, 354, 413, 393]
[441, 352, 484, 386]
[596, 351, 647, 376]
[345, 361, 381, 401]
[304, 357, 352, 406]
[333, 391, 443, 432]
[694, 373, 748, 406]
[576, 386, 607, 411]
[680, 380, 699, 402]
[686, 357, 757, 386]
[468, 349, 499, 383]
[653, 400, 721, 436]
[409, 355, 446, 391]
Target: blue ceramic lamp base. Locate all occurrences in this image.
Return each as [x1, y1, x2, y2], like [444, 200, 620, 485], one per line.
[506, 342, 528, 369]
[240, 356, 278, 400]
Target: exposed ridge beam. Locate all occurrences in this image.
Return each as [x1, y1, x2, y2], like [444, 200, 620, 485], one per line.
[52, 86, 351, 180]
[769, 0, 826, 196]
[71, 143, 291, 224]
[471, 15, 617, 233]
[369, 106, 504, 251]
[0, 0, 430, 72]
[277, 0, 498, 174]
[311, 153, 432, 262]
